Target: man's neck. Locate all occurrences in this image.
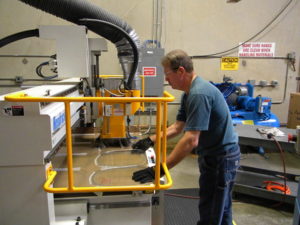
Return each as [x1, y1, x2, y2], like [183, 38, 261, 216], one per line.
[184, 73, 197, 94]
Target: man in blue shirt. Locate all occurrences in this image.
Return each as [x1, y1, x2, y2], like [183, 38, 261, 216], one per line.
[132, 49, 240, 225]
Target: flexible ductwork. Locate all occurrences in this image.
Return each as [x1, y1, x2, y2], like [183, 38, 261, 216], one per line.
[18, 0, 140, 90]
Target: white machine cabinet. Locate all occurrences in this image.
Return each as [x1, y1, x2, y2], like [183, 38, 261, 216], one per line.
[0, 83, 83, 225]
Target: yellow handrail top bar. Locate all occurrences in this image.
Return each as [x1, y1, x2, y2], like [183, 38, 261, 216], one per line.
[5, 91, 174, 103]
[98, 74, 123, 78]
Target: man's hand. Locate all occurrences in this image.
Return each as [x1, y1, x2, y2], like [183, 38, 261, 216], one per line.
[132, 165, 165, 183]
[132, 137, 154, 153]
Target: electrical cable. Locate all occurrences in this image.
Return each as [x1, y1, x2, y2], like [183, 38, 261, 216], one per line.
[164, 192, 200, 200]
[272, 62, 289, 104]
[0, 29, 39, 48]
[81, 78, 93, 96]
[35, 61, 58, 80]
[0, 54, 53, 58]
[118, 80, 126, 95]
[0, 78, 61, 82]
[80, 77, 94, 125]
[191, 0, 293, 58]
[165, 191, 244, 203]
[140, 103, 154, 135]
[151, 0, 156, 46]
[117, 84, 126, 95]
[268, 134, 288, 208]
[103, 88, 125, 97]
[126, 116, 133, 139]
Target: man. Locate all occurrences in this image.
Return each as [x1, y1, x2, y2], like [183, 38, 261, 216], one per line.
[132, 49, 240, 225]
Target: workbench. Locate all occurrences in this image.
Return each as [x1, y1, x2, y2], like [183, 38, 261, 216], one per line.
[234, 124, 299, 205]
[235, 124, 296, 153]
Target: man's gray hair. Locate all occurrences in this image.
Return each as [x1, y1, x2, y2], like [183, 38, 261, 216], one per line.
[161, 49, 194, 73]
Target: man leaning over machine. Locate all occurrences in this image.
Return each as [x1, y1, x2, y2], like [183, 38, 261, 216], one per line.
[132, 49, 240, 225]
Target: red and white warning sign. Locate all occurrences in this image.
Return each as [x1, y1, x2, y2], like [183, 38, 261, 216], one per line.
[3, 105, 24, 116]
[143, 67, 157, 77]
[238, 42, 275, 57]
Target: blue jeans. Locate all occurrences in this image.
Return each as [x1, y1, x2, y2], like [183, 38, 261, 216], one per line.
[197, 145, 240, 225]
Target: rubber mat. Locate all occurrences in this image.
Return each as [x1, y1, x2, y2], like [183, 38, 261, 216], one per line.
[165, 188, 200, 225]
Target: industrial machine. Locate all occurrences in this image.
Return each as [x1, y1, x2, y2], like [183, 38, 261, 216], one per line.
[0, 82, 84, 225]
[0, 81, 173, 225]
[0, 0, 173, 225]
[213, 78, 280, 127]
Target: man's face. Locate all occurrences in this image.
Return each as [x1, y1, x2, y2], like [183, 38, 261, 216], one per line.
[163, 66, 183, 90]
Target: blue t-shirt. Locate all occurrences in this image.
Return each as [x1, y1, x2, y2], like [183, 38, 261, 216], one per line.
[176, 76, 238, 155]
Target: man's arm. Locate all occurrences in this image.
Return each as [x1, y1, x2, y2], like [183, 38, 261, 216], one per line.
[150, 120, 185, 143]
[132, 125, 200, 184]
[131, 120, 185, 152]
[166, 130, 200, 169]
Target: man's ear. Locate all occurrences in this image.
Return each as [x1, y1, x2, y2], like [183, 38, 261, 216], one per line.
[177, 66, 185, 74]
[177, 66, 186, 79]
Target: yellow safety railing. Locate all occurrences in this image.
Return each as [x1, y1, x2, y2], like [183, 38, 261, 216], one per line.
[98, 74, 146, 111]
[5, 91, 174, 193]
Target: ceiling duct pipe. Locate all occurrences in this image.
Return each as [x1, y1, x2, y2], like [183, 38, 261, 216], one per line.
[18, 0, 140, 90]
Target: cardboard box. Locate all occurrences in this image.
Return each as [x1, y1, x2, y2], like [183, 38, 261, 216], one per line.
[287, 93, 300, 129]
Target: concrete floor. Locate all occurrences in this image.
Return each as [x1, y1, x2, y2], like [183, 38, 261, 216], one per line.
[168, 150, 299, 225]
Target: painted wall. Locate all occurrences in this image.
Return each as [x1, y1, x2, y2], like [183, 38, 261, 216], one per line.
[0, 0, 299, 124]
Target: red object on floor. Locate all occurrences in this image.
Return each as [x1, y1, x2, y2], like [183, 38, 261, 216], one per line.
[263, 181, 291, 195]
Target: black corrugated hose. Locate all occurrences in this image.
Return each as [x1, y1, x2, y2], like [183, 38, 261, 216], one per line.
[18, 0, 139, 90]
[18, 0, 132, 44]
[79, 18, 139, 90]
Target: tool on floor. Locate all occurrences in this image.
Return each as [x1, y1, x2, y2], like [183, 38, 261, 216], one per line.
[263, 181, 291, 195]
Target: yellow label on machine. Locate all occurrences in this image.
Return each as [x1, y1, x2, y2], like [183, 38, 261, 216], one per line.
[221, 57, 239, 70]
[242, 120, 254, 125]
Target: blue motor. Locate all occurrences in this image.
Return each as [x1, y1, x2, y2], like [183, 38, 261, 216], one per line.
[212, 80, 280, 127]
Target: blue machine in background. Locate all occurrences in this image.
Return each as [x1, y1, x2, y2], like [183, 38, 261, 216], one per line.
[212, 79, 280, 127]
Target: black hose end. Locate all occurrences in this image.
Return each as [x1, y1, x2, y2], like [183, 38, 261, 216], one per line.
[124, 83, 131, 90]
